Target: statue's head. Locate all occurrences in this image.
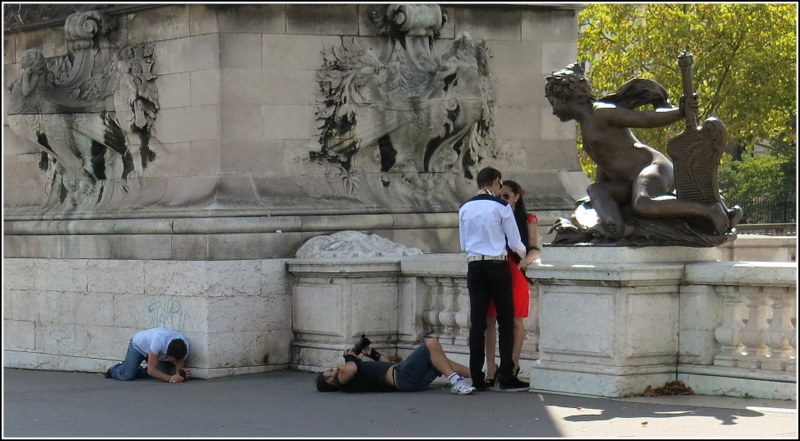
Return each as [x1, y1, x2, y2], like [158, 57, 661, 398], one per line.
[545, 63, 595, 104]
[20, 49, 46, 71]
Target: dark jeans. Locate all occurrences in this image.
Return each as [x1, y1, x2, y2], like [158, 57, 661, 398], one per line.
[467, 260, 515, 382]
[393, 344, 440, 392]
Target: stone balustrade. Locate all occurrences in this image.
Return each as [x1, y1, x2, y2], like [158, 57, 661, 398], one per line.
[678, 261, 797, 398]
[289, 250, 796, 400]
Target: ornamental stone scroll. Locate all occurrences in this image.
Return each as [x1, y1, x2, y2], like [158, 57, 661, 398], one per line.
[6, 10, 159, 212]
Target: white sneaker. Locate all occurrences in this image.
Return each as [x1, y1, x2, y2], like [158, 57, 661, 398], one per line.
[451, 379, 476, 395]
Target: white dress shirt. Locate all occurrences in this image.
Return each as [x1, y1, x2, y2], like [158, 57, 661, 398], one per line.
[459, 194, 526, 259]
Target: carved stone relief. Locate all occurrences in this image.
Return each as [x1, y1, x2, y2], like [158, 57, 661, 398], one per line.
[295, 230, 423, 258]
[310, 4, 497, 193]
[6, 11, 159, 212]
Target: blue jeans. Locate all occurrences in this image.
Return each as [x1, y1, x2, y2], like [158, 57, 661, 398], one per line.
[109, 341, 175, 381]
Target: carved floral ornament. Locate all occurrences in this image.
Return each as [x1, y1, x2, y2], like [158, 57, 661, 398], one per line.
[6, 10, 159, 211]
[309, 4, 499, 193]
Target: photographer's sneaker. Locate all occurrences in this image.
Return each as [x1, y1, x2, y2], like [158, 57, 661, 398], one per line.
[451, 379, 476, 395]
[495, 373, 530, 392]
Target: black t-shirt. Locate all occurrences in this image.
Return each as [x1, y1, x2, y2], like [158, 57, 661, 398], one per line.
[339, 360, 396, 393]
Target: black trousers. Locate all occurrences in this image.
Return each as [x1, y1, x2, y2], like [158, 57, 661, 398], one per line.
[466, 260, 515, 383]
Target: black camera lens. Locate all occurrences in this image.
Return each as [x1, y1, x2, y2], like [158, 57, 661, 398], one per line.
[351, 334, 371, 355]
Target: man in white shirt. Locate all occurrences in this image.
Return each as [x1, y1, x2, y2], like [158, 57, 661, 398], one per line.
[458, 167, 529, 392]
[105, 327, 192, 383]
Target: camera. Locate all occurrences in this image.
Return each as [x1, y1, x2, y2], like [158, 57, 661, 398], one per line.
[179, 369, 187, 379]
[350, 334, 371, 355]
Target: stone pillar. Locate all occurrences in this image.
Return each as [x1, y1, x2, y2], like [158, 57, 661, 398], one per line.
[737, 288, 771, 369]
[712, 286, 746, 367]
[762, 287, 796, 371]
[288, 258, 402, 371]
[528, 246, 721, 397]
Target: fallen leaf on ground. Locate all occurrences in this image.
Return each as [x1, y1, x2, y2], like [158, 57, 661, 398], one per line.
[642, 380, 694, 396]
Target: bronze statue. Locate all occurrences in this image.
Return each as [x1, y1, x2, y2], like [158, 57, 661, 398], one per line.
[545, 58, 741, 247]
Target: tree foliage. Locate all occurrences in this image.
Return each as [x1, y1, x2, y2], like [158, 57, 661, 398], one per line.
[718, 153, 794, 202]
[576, 3, 797, 162]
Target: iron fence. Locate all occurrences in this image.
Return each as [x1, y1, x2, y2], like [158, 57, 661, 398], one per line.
[729, 194, 796, 224]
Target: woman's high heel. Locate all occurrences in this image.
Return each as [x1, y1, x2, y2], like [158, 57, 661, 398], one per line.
[484, 368, 496, 387]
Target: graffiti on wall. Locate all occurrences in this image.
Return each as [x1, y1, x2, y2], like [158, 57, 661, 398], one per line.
[148, 298, 186, 331]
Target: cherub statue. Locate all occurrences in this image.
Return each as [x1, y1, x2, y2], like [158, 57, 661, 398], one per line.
[545, 63, 741, 246]
[7, 49, 56, 114]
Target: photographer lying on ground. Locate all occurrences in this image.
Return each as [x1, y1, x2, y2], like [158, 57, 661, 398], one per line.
[316, 336, 476, 395]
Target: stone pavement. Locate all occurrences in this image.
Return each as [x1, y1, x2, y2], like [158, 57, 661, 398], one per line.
[2, 368, 796, 438]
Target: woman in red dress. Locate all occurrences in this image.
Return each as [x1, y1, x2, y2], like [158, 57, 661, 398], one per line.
[484, 180, 541, 386]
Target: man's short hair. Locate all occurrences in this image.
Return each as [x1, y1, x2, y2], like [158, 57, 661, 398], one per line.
[167, 338, 188, 360]
[316, 372, 338, 392]
[476, 167, 501, 188]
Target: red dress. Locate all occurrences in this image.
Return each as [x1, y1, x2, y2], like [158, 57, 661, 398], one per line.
[487, 213, 537, 318]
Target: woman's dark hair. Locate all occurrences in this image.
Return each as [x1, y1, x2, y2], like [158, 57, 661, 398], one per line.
[502, 180, 529, 252]
[167, 338, 188, 360]
[316, 372, 338, 392]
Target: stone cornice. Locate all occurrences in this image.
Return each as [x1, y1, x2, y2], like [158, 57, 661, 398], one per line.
[2, 213, 459, 235]
[3, 3, 160, 33]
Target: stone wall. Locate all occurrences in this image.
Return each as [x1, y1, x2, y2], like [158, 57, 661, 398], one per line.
[3, 4, 587, 258]
[4, 257, 293, 377]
